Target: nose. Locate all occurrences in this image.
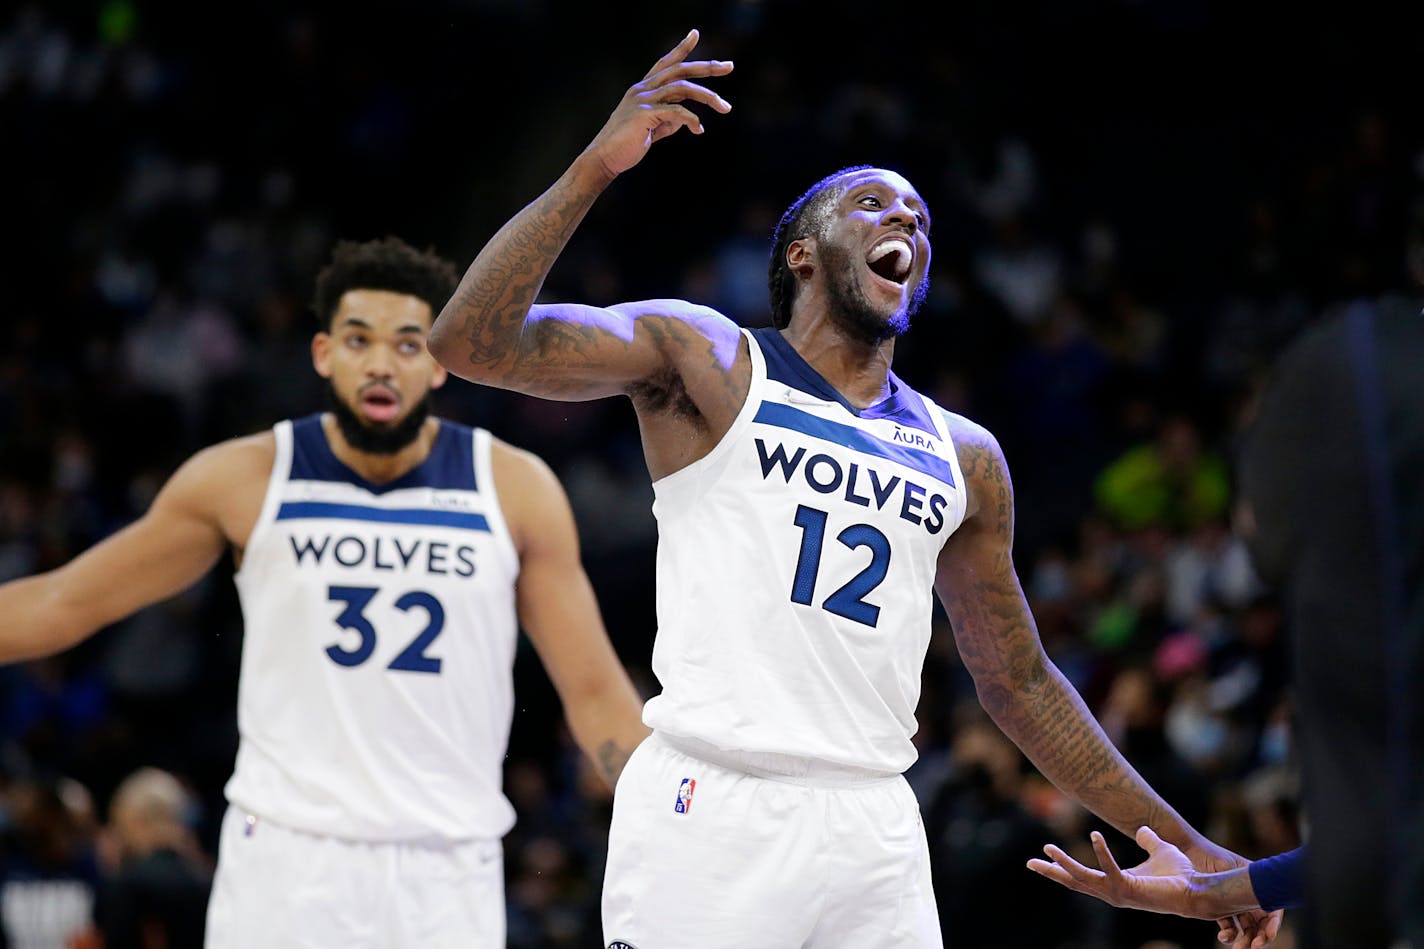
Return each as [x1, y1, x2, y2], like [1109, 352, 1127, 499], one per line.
[883, 199, 918, 234]
[364, 342, 396, 378]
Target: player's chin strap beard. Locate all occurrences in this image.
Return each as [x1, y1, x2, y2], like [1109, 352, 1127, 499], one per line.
[325, 381, 432, 456]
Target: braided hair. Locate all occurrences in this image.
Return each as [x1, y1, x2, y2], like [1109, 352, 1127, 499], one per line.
[766, 165, 872, 329]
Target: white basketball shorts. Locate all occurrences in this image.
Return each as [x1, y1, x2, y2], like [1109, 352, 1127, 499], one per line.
[204, 805, 504, 948]
[602, 732, 943, 948]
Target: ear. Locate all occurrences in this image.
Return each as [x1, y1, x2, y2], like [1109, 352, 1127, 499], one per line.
[429, 360, 448, 391]
[312, 332, 333, 379]
[787, 236, 815, 277]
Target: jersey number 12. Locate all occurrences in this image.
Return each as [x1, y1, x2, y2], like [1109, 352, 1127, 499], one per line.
[789, 504, 891, 628]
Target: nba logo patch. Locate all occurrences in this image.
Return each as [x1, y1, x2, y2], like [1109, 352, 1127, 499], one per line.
[674, 777, 696, 814]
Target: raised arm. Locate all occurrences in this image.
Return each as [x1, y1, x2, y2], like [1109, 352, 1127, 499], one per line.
[933, 415, 1283, 944]
[493, 440, 649, 790]
[0, 437, 265, 663]
[428, 30, 736, 403]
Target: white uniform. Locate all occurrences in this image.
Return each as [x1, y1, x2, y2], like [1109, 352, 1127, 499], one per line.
[604, 328, 967, 948]
[207, 414, 519, 948]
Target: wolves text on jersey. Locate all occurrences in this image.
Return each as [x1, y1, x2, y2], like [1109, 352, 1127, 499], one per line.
[288, 532, 478, 577]
[755, 437, 951, 534]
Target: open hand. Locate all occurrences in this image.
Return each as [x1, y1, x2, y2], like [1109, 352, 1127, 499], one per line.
[1028, 828, 1284, 948]
[585, 29, 733, 178]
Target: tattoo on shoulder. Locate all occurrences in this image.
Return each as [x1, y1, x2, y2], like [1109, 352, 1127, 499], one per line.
[944, 413, 1012, 534]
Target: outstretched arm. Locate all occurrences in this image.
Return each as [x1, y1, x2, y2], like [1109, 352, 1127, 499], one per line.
[0, 438, 259, 662]
[933, 416, 1283, 945]
[494, 440, 649, 789]
[428, 30, 735, 402]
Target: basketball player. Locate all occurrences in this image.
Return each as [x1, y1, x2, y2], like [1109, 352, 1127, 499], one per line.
[0, 236, 650, 948]
[427, 30, 1280, 949]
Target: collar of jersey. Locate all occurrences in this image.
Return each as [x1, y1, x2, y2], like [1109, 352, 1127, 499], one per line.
[755, 326, 911, 422]
[298, 413, 452, 496]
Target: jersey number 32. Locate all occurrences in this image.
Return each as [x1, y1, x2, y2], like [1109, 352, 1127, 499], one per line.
[324, 585, 446, 674]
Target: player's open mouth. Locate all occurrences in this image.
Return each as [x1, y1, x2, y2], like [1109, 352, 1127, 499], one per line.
[359, 386, 401, 423]
[866, 236, 913, 285]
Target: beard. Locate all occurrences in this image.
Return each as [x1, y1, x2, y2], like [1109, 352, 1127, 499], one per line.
[819, 241, 929, 345]
[325, 381, 432, 456]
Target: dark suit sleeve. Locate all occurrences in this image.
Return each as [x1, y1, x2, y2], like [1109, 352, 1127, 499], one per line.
[1248, 847, 1305, 911]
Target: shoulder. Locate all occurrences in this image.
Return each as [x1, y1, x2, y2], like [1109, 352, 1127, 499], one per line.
[173, 431, 276, 492]
[487, 435, 559, 487]
[605, 299, 745, 358]
[940, 410, 1011, 523]
[487, 437, 572, 537]
[605, 298, 737, 331]
[940, 409, 1007, 479]
[153, 431, 275, 542]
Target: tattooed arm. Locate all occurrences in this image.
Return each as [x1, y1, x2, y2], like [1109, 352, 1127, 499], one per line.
[935, 414, 1285, 946]
[936, 414, 1223, 855]
[427, 30, 736, 402]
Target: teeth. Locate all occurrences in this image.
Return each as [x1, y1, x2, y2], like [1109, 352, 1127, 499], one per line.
[868, 237, 913, 277]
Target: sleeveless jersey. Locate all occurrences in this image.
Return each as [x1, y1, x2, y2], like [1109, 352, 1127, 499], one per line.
[227, 414, 520, 841]
[642, 327, 969, 774]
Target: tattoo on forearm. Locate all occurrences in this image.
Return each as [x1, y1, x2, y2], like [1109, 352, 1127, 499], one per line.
[947, 430, 1174, 841]
[449, 175, 598, 372]
[596, 739, 632, 787]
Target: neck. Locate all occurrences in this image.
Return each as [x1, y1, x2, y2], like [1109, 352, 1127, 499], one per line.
[321, 414, 439, 484]
[782, 310, 897, 409]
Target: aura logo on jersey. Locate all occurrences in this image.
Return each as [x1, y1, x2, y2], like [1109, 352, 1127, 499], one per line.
[288, 534, 478, 577]
[891, 426, 938, 452]
[755, 438, 951, 534]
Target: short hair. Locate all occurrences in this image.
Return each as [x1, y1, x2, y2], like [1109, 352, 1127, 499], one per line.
[766, 165, 872, 329]
[311, 236, 460, 329]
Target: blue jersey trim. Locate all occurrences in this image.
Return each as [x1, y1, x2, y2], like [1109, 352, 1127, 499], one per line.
[753, 401, 956, 487]
[276, 501, 492, 532]
[751, 327, 941, 439]
[288, 413, 477, 494]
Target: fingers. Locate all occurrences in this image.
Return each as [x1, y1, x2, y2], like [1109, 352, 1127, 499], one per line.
[1042, 843, 1105, 883]
[643, 28, 701, 81]
[643, 78, 732, 115]
[647, 105, 706, 142]
[641, 29, 735, 88]
[1252, 909, 1283, 947]
[1134, 825, 1165, 853]
[1026, 857, 1080, 889]
[1090, 830, 1125, 879]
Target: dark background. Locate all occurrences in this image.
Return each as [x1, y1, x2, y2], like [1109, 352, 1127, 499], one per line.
[2, 1, 1421, 946]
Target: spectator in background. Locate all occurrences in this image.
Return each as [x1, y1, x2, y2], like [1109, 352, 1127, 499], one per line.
[1095, 414, 1231, 534]
[0, 775, 102, 949]
[924, 706, 1080, 948]
[93, 767, 211, 949]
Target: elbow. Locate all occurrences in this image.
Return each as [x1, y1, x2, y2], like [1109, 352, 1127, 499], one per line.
[425, 315, 459, 372]
[971, 655, 1053, 724]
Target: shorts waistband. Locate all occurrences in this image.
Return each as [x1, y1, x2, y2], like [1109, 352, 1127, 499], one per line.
[654, 732, 901, 787]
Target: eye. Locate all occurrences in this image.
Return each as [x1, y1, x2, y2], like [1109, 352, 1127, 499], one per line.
[344, 334, 368, 349]
[859, 194, 882, 209]
[398, 340, 423, 356]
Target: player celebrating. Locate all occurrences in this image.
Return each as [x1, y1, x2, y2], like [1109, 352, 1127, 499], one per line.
[428, 30, 1280, 949]
[0, 236, 649, 948]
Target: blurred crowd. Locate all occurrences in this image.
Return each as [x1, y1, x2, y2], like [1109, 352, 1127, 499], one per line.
[1, 1, 1421, 947]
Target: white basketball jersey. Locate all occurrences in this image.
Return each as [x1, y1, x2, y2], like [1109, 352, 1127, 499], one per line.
[227, 414, 521, 841]
[643, 328, 968, 773]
